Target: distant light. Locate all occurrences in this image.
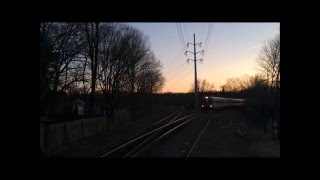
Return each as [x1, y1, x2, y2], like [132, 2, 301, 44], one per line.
[202, 105, 204, 107]
[210, 105, 212, 107]
[205, 96, 208, 99]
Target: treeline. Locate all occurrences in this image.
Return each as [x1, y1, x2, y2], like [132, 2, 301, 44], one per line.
[219, 75, 280, 138]
[40, 23, 164, 121]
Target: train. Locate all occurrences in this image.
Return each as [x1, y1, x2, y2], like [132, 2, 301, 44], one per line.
[200, 96, 245, 111]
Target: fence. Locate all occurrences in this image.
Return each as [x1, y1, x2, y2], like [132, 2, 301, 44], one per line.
[40, 109, 128, 150]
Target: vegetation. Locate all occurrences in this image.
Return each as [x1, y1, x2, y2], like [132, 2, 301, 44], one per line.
[219, 34, 280, 139]
[40, 23, 165, 122]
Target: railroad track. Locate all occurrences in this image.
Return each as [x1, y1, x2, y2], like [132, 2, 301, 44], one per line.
[99, 109, 205, 158]
[133, 107, 183, 137]
[186, 113, 219, 158]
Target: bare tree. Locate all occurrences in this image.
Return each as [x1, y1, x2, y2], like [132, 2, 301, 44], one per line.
[239, 75, 252, 90]
[40, 22, 165, 122]
[257, 34, 280, 91]
[85, 22, 102, 117]
[189, 79, 215, 93]
[40, 23, 55, 102]
[222, 77, 243, 92]
[40, 22, 85, 119]
[47, 23, 84, 93]
[136, 52, 164, 94]
[94, 24, 165, 119]
[256, 34, 280, 138]
[97, 23, 127, 117]
[122, 26, 151, 120]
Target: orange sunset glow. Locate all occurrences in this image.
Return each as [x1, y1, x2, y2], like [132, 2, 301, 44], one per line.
[130, 23, 279, 93]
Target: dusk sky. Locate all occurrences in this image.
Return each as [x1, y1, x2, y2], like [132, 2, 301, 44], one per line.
[129, 23, 280, 93]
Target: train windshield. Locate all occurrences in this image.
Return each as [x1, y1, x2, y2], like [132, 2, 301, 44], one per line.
[202, 96, 212, 104]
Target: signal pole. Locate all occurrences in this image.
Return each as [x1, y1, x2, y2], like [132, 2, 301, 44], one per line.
[186, 33, 203, 110]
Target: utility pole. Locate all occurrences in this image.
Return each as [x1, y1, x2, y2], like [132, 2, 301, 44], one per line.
[186, 33, 203, 110]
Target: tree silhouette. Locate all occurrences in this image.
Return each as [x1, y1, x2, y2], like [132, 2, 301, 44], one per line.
[40, 22, 165, 121]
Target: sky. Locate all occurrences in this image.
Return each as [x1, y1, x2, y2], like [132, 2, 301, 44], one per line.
[129, 23, 280, 93]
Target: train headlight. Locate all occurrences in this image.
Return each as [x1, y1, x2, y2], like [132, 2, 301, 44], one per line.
[205, 96, 208, 99]
[201, 105, 204, 108]
[210, 105, 212, 107]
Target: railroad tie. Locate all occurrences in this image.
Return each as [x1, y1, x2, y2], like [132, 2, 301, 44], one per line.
[235, 129, 244, 138]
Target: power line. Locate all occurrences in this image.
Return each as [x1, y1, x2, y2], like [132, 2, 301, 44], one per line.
[166, 54, 194, 82]
[203, 23, 214, 58]
[177, 66, 193, 81]
[176, 23, 186, 53]
[165, 65, 193, 87]
[200, 24, 206, 45]
[178, 23, 187, 52]
[167, 70, 193, 91]
[205, 24, 213, 51]
[166, 62, 190, 82]
[179, 23, 186, 49]
[167, 23, 192, 82]
[165, 52, 186, 79]
[166, 58, 187, 78]
[166, 52, 185, 72]
[184, 23, 189, 43]
[203, 23, 211, 54]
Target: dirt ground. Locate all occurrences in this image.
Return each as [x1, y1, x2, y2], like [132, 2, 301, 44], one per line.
[189, 109, 280, 157]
